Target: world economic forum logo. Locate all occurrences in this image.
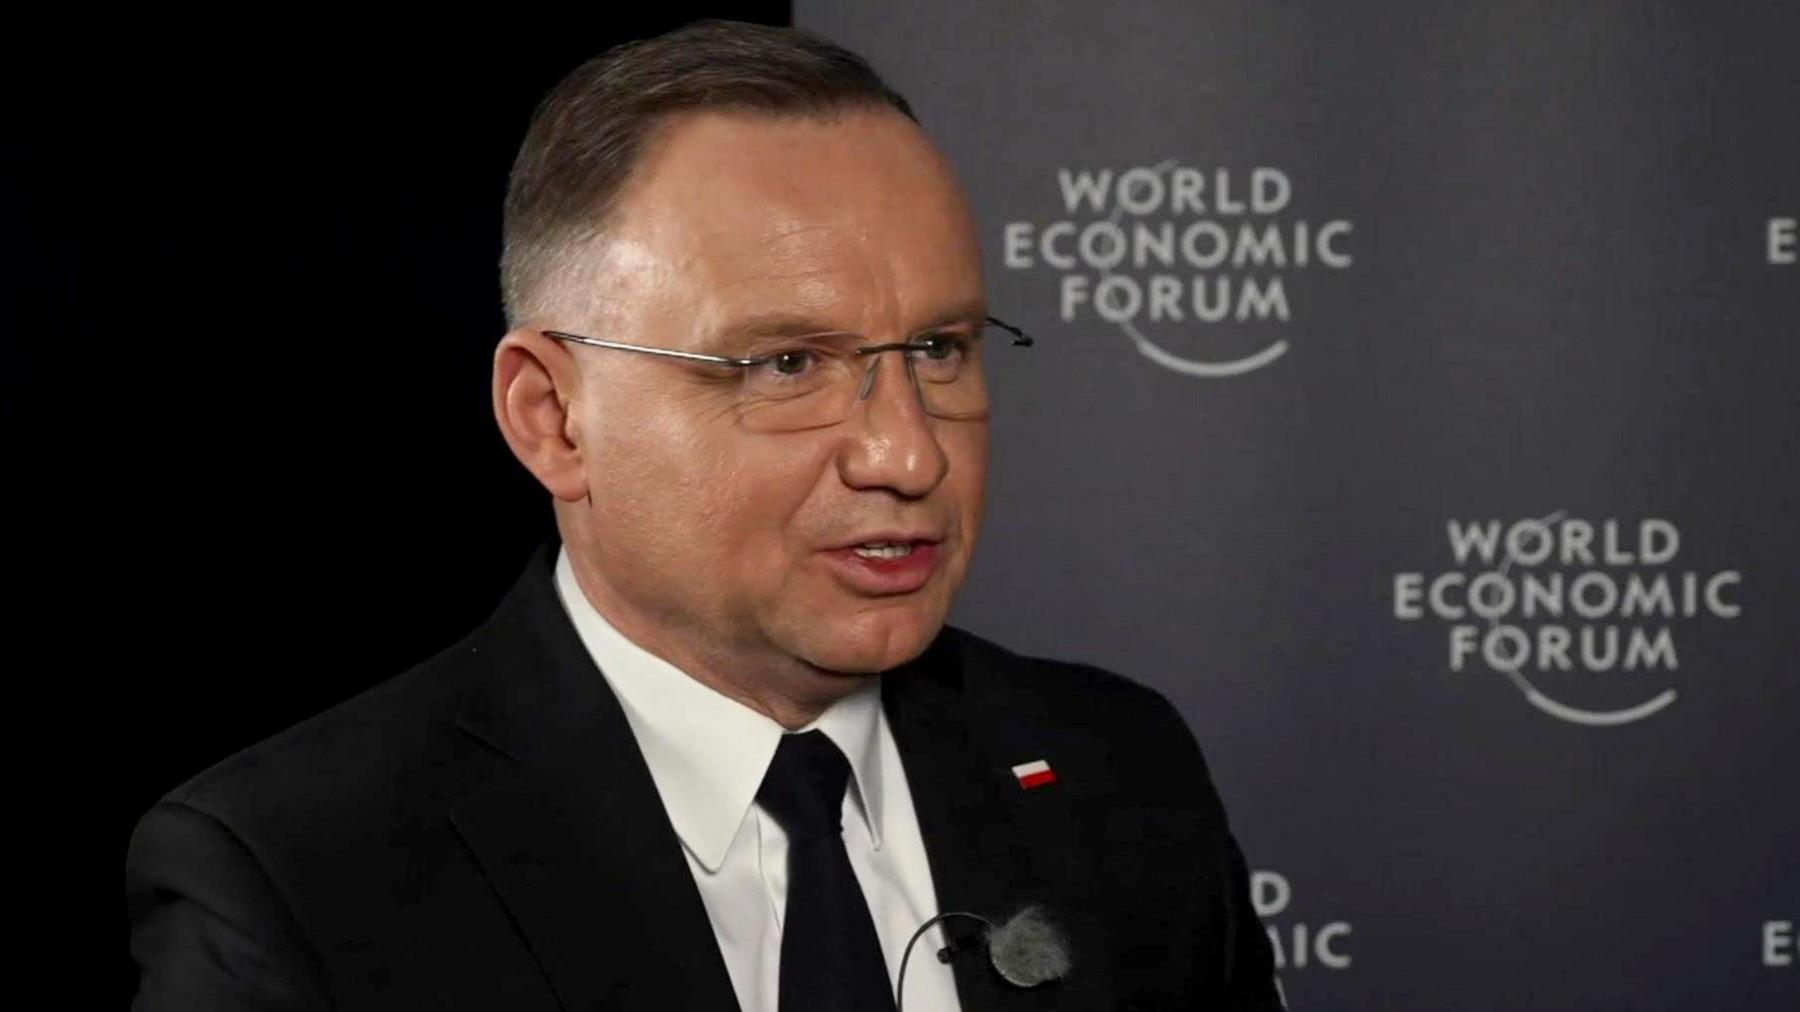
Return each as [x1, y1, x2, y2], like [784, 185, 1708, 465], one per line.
[1001, 160, 1354, 377]
[1391, 513, 1743, 726]
[1253, 868, 1353, 1009]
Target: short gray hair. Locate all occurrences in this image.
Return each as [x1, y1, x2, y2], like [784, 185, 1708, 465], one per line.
[499, 19, 916, 329]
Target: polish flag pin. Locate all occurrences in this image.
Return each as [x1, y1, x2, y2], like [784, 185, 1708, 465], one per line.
[1011, 759, 1057, 790]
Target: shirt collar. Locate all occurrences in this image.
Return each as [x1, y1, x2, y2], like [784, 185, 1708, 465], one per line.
[553, 545, 885, 872]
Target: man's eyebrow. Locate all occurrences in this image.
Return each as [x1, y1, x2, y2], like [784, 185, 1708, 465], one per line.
[906, 299, 992, 336]
[704, 300, 994, 352]
[722, 312, 851, 339]
[699, 313, 853, 355]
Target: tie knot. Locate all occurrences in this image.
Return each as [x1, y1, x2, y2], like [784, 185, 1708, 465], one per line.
[756, 730, 851, 838]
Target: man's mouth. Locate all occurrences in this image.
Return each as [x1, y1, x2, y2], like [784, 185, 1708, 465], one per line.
[851, 541, 918, 560]
[824, 536, 943, 594]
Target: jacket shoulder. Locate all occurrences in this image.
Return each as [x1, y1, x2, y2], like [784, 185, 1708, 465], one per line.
[155, 622, 493, 835]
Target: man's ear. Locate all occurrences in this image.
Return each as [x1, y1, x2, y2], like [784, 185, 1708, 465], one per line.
[492, 329, 589, 503]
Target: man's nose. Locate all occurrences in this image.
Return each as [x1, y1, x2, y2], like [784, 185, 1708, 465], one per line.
[834, 352, 950, 498]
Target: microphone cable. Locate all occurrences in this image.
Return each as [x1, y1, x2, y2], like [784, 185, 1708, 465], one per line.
[895, 905, 1071, 1011]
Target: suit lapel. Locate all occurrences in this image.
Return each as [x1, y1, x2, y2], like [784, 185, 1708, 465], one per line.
[883, 635, 1096, 1010]
[448, 544, 738, 1011]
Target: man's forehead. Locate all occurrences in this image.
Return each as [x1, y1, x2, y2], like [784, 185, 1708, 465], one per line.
[685, 218, 881, 276]
[593, 111, 977, 330]
[582, 207, 979, 349]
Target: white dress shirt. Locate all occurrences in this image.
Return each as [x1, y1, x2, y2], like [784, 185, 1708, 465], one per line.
[553, 547, 964, 1012]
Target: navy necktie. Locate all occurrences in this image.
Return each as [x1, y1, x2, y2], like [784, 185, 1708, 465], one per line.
[756, 730, 896, 1011]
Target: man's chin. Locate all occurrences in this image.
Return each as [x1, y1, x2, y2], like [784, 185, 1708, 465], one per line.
[794, 610, 944, 675]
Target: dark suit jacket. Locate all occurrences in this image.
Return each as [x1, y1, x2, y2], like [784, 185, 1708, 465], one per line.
[127, 542, 1279, 1010]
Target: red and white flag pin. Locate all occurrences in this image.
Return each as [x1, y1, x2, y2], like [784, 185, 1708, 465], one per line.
[1011, 759, 1058, 790]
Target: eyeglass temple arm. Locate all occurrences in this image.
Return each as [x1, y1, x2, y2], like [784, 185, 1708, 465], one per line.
[547, 317, 1032, 360]
[543, 331, 761, 366]
[986, 315, 1034, 347]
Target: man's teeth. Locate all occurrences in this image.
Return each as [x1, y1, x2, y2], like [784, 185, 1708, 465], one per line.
[853, 541, 915, 559]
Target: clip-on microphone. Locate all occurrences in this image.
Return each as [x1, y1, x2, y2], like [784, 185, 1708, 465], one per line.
[895, 904, 1071, 1011]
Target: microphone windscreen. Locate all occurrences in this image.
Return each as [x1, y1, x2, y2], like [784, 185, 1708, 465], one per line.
[985, 904, 1072, 988]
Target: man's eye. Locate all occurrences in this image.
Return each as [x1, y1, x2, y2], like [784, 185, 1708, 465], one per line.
[918, 335, 969, 360]
[766, 350, 816, 376]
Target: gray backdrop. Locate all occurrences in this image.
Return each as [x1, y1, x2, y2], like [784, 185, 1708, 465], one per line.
[796, 2, 1797, 1009]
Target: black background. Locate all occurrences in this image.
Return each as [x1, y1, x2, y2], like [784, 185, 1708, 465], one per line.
[23, 7, 789, 999]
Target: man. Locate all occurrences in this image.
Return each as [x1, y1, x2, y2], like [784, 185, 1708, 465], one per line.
[126, 20, 1279, 1011]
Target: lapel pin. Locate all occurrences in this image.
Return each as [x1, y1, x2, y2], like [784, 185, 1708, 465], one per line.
[1010, 759, 1057, 790]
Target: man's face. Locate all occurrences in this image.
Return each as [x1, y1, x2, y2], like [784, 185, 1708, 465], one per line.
[553, 107, 989, 684]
